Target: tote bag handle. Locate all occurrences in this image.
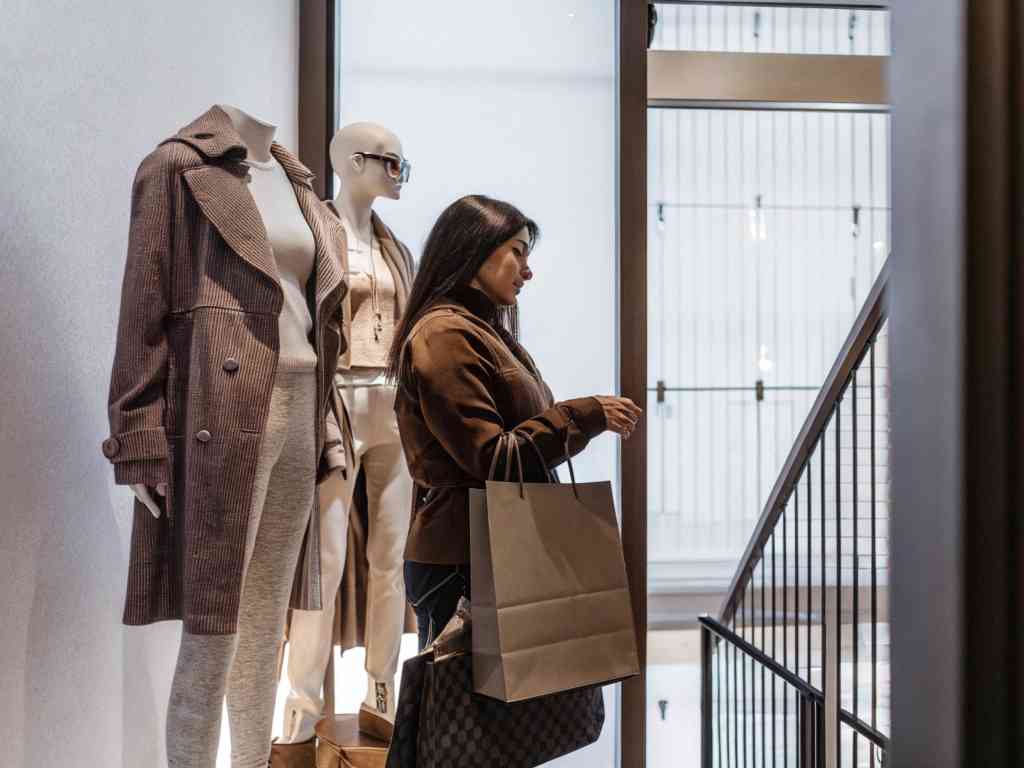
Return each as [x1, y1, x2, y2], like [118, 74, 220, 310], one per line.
[487, 430, 581, 501]
[513, 428, 581, 502]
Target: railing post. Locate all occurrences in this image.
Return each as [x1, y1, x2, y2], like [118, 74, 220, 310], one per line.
[799, 693, 817, 768]
[817, 702, 826, 768]
[701, 624, 713, 768]
[824, 576, 840, 768]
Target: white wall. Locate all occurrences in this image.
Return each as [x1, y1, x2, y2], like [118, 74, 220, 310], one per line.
[334, 2, 620, 764]
[0, 3, 298, 766]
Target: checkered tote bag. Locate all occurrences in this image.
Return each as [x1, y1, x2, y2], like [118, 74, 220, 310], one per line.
[385, 600, 604, 768]
[417, 654, 605, 768]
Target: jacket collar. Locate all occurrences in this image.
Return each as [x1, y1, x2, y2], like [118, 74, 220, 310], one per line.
[164, 105, 246, 161]
[164, 105, 316, 189]
[371, 212, 405, 275]
[426, 288, 540, 380]
[448, 285, 499, 325]
[269, 141, 316, 190]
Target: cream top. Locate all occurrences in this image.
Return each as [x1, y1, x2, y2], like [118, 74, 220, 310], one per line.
[247, 157, 317, 370]
[340, 218, 397, 371]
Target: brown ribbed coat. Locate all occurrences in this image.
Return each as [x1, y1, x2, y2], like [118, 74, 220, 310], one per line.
[102, 106, 348, 635]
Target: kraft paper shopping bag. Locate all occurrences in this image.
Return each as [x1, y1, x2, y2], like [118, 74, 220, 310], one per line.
[470, 432, 640, 702]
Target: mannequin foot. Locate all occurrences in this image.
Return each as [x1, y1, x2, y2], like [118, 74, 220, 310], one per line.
[269, 737, 316, 768]
[358, 678, 395, 742]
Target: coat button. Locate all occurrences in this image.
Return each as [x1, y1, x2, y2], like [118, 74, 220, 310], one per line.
[196, 430, 212, 443]
[101, 437, 120, 459]
[222, 357, 240, 372]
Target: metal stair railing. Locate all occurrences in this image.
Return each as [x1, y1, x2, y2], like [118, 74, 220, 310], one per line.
[701, 258, 891, 768]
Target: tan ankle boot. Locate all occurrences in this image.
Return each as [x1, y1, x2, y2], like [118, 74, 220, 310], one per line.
[357, 680, 395, 742]
[357, 704, 394, 743]
[269, 737, 316, 768]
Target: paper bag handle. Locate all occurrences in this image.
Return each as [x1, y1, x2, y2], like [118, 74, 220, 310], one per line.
[487, 430, 581, 501]
[515, 429, 581, 502]
[486, 432, 510, 481]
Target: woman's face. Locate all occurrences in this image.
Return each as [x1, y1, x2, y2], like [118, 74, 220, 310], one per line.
[471, 227, 533, 306]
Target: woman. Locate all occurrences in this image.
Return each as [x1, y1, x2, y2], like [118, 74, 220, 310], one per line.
[387, 194, 642, 649]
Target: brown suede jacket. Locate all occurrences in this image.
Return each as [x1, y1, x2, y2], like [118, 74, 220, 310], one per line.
[395, 286, 607, 564]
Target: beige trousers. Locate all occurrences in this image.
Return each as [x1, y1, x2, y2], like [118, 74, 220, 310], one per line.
[280, 376, 412, 743]
[166, 369, 316, 768]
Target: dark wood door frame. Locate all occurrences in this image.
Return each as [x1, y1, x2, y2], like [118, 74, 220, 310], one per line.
[891, 1, 1024, 766]
[299, 0, 337, 201]
[619, 1, 649, 766]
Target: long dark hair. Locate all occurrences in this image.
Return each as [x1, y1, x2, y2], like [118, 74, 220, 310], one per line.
[386, 194, 539, 387]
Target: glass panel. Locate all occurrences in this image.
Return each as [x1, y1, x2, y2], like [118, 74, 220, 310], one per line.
[322, 3, 619, 766]
[646, 7, 891, 767]
[648, 106, 890, 565]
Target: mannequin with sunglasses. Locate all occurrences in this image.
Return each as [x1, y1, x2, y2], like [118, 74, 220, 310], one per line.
[275, 123, 416, 761]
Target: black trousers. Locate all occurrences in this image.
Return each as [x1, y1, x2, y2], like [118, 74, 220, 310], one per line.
[404, 561, 471, 652]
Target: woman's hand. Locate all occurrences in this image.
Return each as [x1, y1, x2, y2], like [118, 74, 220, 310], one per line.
[595, 396, 643, 440]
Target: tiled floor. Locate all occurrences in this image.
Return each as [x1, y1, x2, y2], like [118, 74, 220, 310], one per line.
[645, 626, 890, 768]
[648, 629, 704, 766]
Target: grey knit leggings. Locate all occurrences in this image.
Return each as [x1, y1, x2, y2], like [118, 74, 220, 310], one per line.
[166, 369, 317, 768]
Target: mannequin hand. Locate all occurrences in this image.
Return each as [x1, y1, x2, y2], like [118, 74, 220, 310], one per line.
[594, 396, 642, 440]
[130, 483, 166, 518]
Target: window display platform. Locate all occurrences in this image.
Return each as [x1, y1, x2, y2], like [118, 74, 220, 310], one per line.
[316, 714, 389, 768]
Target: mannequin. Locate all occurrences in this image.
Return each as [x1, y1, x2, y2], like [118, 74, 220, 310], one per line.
[130, 105, 311, 516]
[104, 103, 346, 768]
[167, 104, 321, 768]
[277, 123, 415, 752]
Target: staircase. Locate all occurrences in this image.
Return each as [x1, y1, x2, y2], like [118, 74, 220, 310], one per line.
[699, 259, 891, 768]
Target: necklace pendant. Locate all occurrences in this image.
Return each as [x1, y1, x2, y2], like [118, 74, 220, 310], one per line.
[374, 313, 384, 341]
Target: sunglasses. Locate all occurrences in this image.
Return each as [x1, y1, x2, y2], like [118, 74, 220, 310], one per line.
[352, 152, 412, 184]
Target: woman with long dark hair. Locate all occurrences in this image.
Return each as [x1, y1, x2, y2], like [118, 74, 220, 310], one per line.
[388, 194, 641, 648]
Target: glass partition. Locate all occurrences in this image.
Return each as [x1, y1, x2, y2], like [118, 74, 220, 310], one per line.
[297, 3, 621, 765]
[645, 5, 890, 765]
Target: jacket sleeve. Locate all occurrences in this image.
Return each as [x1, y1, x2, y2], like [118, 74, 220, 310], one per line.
[410, 323, 606, 482]
[102, 150, 174, 487]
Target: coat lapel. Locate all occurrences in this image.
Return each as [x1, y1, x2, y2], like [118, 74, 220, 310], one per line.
[168, 106, 281, 287]
[176, 131, 346, 307]
[272, 143, 347, 323]
[182, 164, 280, 286]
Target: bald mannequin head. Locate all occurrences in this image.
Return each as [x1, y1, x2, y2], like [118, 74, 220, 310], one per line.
[330, 122, 406, 205]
